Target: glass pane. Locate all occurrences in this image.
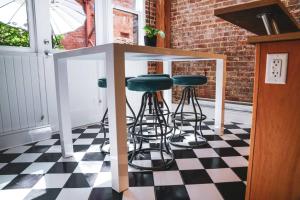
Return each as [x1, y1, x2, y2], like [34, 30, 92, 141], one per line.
[0, 0, 30, 47]
[113, 0, 136, 10]
[113, 9, 138, 45]
[52, 0, 95, 50]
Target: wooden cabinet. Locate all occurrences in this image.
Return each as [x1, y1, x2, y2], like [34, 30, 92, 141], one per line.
[214, 1, 300, 198]
[246, 33, 300, 200]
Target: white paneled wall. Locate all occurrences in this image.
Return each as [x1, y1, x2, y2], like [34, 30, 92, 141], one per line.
[0, 53, 49, 135]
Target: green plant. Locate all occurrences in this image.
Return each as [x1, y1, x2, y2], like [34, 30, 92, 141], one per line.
[144, 25, 165, 38]
[0, 22, 64, 49]
[52, 34, 64, 49]
[0, 22, 30, 47]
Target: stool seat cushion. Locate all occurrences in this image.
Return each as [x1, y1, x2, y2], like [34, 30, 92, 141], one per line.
[98, 77, 134, 88]
[172, 75, 207, 86]
[127, 77, 173, 92]
[138, 74, 170, 78]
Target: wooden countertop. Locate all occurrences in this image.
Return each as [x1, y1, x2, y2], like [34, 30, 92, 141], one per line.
[54, 43, 226, 61]
[214, 0, 300, 35]
[247, 32, 300, 44]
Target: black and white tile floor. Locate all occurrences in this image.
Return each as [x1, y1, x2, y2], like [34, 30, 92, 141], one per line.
[0, 119, 250, 200]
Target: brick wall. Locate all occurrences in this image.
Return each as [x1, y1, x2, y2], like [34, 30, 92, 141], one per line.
[60, 0, 95, 49]
[113, 9, 138, 44]
[113, 0, 135, 8]
[146, 0, 157, 27]
[170, 0, 300, 103]
[145, 0, 158, 74]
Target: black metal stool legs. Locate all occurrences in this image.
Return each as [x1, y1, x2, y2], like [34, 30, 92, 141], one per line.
[190, 87, 207, 144]
[128, 92, 174, 170]
[172, 87, 188, 136]
[100, 108, 108, 151]
[126, 97, 137, 122]
[160, 91, 171, 123]
[147, 91, 170, 118]
[170, 86, 207, 148]
[143, 91, 172, 139]
[129, 93, 147, 164]
[100, 97, 136, 153]
[154, 92, 172, 155]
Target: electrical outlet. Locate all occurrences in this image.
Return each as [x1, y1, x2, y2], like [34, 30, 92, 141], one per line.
[271, 59, 282, 78]
[265, 53, 288, 84]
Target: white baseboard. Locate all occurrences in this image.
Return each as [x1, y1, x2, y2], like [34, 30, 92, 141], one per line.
[0, 126, 52, 151]
[196, 99, 253, 113]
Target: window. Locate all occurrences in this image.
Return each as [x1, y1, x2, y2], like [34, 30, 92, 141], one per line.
[112, 0, 143, 45]
[113, 0, 136, 10]
[51, 0, 96, 50]
[113, 9, 138, 44]
[52, 0, 144, 49]
[0, 0, 32, 48]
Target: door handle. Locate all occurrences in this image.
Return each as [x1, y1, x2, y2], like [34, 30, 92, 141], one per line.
[44, 50, 53, 56]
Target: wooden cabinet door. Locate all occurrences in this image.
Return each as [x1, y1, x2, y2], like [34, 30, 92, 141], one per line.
[247, 40, 300, 200]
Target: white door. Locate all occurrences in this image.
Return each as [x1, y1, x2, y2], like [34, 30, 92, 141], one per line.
[0, 0, 53, 149]
[41, 1, 101, 128]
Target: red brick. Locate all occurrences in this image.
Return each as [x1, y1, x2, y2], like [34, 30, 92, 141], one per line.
[170, 0, 300, 103]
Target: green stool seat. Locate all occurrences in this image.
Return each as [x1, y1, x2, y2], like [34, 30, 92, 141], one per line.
[173, 75, 207, 86]
[138, 74, 170, 78]
[98, 77, 134, 88]
[127, 77, 173, 92]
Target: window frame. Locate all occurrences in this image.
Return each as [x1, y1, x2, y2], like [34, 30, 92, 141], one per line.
[0, 0, 146, 52]
[0, 0, 36, 52]
[112, 0, 145, 45]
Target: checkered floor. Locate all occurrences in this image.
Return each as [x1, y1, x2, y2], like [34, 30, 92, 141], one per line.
[0, 119, 250, 200]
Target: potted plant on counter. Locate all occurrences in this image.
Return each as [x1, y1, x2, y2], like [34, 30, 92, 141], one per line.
[144, 25, 165, 47]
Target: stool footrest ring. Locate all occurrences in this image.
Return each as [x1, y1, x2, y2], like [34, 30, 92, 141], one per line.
[128, 148, 174, 170]
[168, 134, 207, 148]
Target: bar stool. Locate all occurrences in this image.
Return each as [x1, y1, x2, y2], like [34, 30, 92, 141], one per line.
[98, 77, 136, 153]
[138, 74, 171, 115]
[138, 74, 172, 132]
[170, 75, 208, 148]
[127, 76, 174, 170]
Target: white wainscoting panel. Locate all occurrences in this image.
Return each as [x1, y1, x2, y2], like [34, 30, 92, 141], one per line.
[14, 56, 28, 129]
[4, 56, 20, 130]
[0, 56, 11, 132]
[0, 53, 49, 136]
[22, 56, 36, 128]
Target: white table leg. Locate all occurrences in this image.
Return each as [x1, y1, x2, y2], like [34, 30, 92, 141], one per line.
[106, 47, 129, 192]
[215, 59, 226, 135]
[163, 61, 172, 112]
[54, 59, 73, 157]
